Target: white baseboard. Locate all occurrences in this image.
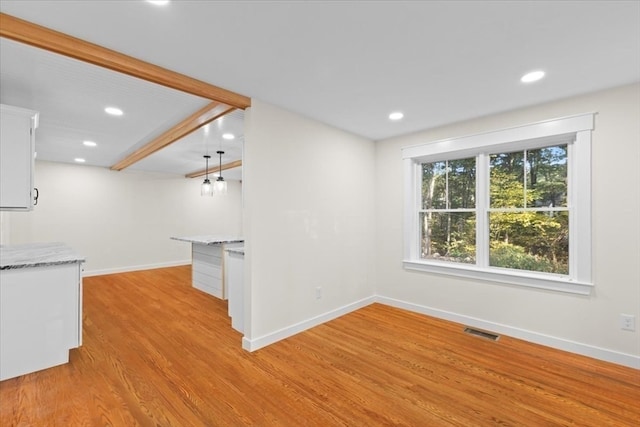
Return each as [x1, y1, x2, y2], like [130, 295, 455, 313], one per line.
[83, 260, 191, 277]
[242, 296, 376, 352]
[376, 295, 640, 370]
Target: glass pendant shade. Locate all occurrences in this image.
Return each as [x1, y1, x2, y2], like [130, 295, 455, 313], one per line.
[213, 150, 228, 195]
[213, 177, 227, 195]
[201, 178, 213, 196]
[201, 154, 213, 197]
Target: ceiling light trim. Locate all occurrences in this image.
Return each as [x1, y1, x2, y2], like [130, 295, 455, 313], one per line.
[521, 70, 546, 83]
[389, 111, 404, 121]
[104, 106, 124, 116]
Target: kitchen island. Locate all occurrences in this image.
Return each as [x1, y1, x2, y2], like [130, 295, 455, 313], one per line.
[0, 242, 85, 381]
[170, 235, 243, 299]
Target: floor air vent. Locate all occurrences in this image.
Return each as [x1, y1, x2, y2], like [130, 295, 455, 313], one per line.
[464, 327, 500, 341]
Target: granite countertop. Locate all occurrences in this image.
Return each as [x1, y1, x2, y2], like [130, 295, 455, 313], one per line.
[170, 235, 244, 245]
[225, 247, 245, 255]
[0, 242, 86, 270]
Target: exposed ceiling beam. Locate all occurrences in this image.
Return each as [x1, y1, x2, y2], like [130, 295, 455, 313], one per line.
[111, 102, 235, 171]
[0, 13, 251, 109]
[186, 160, 243, 179]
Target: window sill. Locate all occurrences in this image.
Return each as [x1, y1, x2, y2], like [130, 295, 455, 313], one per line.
[402, 260, 593, 295]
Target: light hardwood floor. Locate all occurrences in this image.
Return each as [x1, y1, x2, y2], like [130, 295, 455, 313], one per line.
[1, 266, 638, 426]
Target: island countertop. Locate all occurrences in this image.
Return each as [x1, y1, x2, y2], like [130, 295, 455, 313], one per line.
[225, 247, 245, 255]
[0, 242, 86, 270]
[170, 235, 244, 245]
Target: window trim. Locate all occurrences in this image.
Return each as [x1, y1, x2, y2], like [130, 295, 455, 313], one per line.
[403, 113, 594, 295]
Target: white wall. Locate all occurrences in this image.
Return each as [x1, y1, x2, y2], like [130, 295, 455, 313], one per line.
[242, 99, 376, 348]
[374, 83, 640, 367]
[2, 161, 243, 275]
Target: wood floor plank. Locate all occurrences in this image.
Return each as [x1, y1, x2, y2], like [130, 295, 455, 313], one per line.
[1, 265, 639, 426]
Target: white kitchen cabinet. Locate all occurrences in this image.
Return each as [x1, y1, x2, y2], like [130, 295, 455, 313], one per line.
[0, 262, 83, 381]
[0, 104, 39, 211]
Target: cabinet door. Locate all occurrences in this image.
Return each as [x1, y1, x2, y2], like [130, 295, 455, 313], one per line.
[0, 105, 37, 210]
[0, 263, 80, 381]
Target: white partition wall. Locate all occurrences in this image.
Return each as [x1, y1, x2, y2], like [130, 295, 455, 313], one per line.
[242, 99, 376, 349]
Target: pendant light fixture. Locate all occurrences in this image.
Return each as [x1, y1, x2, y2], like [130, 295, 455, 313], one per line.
[213, 150, 228, 195]
[201, 155, 213, 196]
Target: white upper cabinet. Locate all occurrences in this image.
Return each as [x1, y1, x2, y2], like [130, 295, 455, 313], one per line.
[0, 104, 39, 211]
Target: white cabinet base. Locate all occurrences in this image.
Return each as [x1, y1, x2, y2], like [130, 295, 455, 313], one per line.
[226, 251, 244, 333]
[192, 244, 224, 298]
[190, 242, 242, 300]
[0, 263, 82, 381]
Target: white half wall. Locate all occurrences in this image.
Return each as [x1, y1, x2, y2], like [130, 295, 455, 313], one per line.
[374, 83, 640, 366]
[3, 161, 243, 275]
[242, 99, 376, 342]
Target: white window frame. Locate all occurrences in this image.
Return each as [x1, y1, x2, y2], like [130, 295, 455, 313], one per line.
[402, 113, 594, 295]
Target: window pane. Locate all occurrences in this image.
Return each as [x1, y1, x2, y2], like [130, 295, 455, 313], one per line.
[448, 158, 476, 209]
[491, 146, 568, 209]
[422, 161, 447, 209]
[489, 211, 569, 274]
[526, 145, 567, 208]
[420, 212, 476, 263]
[422, 158, 475, 209]
[490, 151, 525, 208]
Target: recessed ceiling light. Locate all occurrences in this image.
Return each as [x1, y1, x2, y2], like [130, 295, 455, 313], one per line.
[74, 158, 86, 163]
[222, 133, 235, 140]
[147, 0, 170, 5]
[389, 112, 404, 121]
[104, 106, 123, 116]
[83, 140, 97, 147]
[521, 70, 545, 83]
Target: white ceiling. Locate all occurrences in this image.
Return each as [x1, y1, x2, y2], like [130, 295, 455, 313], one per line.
[0, 1, 639, 177]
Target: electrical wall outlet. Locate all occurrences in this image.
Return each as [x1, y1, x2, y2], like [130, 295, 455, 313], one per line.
[620, 314, 636, 331]
[315, 286, 322, 300]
